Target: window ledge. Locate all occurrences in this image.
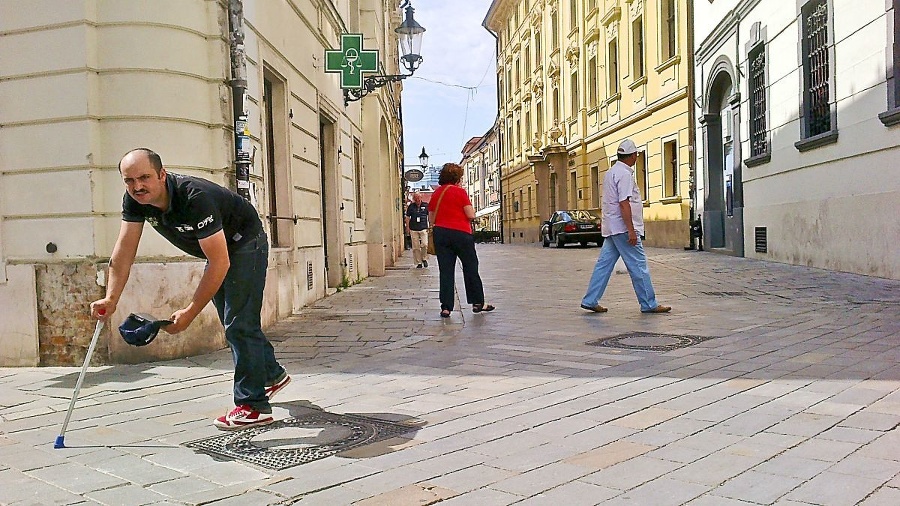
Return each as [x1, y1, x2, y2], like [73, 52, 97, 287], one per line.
[744, 152, 771, 167]
[628, 75, 647, 90]
[660, 196, 682, 204]
[654, 55, 681, 73]
[879, 107, 900, 126]
[604, 92, 621, 106]
[642, 200, 650, 208]
[794, 130, 838, 152]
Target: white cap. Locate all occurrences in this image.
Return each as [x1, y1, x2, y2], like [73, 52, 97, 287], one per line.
[617, 139, 638, 155]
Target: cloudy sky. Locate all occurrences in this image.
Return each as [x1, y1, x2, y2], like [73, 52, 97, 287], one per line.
[400, 0, 498, 167]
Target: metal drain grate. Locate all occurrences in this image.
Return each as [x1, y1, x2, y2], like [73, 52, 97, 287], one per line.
[699, 291, 747, 296]
[185, 411, 417, 470]
[586, 332, 717, 352]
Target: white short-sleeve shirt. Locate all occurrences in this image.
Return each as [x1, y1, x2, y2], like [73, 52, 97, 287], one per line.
[600, 160, 644, 237]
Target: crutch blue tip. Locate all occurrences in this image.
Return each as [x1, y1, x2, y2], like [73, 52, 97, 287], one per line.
[53, 436, 65, 448]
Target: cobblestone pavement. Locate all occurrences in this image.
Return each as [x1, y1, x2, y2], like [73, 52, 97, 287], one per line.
[2, 243, 899, 505]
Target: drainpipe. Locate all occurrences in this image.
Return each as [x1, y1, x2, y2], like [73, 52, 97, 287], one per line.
[686, 0, 700, 250]
[228, 0, 252, 202]
[484, 26, 504, 244]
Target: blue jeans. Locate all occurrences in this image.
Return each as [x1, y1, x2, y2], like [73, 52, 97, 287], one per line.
[211, 232, 284, 413]
[581, 233, 660, 312]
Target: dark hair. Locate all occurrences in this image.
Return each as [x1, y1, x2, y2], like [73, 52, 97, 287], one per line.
[438, 163, 464, 185]
[617, 152, 635, 162]
[119, 148, 163, 175]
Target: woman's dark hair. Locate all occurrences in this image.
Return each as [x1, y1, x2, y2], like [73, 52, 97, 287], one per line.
[438, 163, 464, 185]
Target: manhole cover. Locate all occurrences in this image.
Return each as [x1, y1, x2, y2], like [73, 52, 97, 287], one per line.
[185, 411, 416, 470]
[586, 332, 717, 352]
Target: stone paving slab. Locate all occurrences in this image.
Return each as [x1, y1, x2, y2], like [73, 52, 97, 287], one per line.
[1, 244, 899, 505]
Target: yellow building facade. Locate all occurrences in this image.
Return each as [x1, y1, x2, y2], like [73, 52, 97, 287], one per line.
[484, 0, 693, 248]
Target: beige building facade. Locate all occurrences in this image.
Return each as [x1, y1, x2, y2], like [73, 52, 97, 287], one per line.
[0, 0, 408, 366]
[484, 0, 693, 248]
[460, 124, 502, 233]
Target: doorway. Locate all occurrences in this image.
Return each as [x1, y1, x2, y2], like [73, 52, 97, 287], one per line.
[319, 117, 342, 288]
[702, 66, 744, 256]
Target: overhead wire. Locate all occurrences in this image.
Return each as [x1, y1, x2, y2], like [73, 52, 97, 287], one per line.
[408, 55, 495, 146]
[405, 54, 495, 156]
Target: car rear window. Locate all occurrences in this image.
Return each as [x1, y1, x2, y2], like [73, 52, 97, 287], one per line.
[570, 210, 599, 220]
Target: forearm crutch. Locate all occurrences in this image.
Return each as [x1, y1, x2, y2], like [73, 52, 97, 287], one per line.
[54, 317, 105, 449]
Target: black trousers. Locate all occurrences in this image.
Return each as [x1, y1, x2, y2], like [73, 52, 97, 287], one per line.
[433, 226, 484, 310]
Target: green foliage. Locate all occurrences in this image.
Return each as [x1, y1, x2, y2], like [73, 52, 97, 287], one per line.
[336, 270, 359, 292]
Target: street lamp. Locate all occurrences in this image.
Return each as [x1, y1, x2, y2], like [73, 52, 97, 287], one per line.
[397, 6, 426, 74]
[344, 3, 426, 104]
[403, 146, 429, 192]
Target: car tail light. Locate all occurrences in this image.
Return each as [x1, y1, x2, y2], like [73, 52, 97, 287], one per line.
[564, 223, 576, 232]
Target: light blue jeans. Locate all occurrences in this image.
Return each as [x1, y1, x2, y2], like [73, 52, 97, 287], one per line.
[581, 233, 659, 312]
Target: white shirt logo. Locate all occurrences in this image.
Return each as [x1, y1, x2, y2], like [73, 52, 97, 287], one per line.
[197, 215, 214, 229]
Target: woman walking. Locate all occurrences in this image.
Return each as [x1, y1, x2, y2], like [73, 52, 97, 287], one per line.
[428, 163, 495, 318]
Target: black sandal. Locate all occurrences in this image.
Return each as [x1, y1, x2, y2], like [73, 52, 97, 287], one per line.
[472, 304, 495, 313]
[440, 309, 451, 318]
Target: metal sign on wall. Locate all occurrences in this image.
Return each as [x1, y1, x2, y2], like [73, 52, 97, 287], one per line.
[324, 34, 379, 89]
[404, 169, 424, 182]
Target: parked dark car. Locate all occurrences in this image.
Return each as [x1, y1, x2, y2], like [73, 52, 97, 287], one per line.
[541, 210, 603, 248]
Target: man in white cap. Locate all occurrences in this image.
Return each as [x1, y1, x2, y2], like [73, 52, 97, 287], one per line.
[580, 139, 671, 314]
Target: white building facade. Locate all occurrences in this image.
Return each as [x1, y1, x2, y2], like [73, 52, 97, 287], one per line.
[694, 0, 900, 278]
[0, 0, 408, 365]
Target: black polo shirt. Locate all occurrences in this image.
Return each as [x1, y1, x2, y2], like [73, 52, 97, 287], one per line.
[122, 172, 262, 259]
[406, 202, 429, 231]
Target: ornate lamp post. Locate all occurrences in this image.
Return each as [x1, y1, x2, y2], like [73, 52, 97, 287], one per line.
[403, 146, 429, 193]
[343, 3, 426, 105]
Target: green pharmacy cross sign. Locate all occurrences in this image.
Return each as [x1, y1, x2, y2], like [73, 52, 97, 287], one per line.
[325, 34, 379, 90]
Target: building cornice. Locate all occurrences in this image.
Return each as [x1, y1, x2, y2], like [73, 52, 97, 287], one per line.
[581, 88, 690, 146]
[695, 0, 765, 61]
[483, 0, 517, 31]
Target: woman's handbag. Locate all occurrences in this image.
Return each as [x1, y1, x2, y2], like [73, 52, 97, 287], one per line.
[426, 187, 448, 256]
[427, 228, 436, 255]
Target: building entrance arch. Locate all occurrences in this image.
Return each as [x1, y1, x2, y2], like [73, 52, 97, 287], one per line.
[701, 59, 744, 255]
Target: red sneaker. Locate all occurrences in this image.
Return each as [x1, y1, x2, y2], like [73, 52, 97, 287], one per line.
[214, 405, 274, 431]
[265, 372, 291, 401]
